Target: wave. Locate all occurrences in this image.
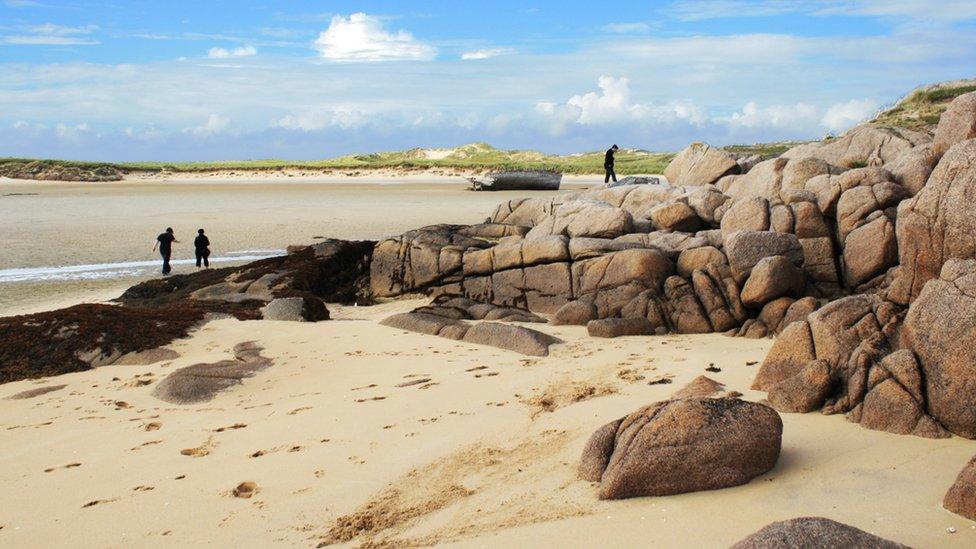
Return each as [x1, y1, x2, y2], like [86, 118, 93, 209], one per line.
[0, 250, 285, 283]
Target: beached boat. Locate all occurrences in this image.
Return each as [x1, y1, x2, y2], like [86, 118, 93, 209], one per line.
[468, 170, 562, 191]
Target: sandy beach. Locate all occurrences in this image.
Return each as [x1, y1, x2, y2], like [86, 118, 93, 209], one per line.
[0, 174, 598, 315]
[1, 299, 973, 547]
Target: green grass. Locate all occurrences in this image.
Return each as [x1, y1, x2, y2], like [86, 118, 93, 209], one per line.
[2, 143, 675, 176]
[871, 83, 976, 131]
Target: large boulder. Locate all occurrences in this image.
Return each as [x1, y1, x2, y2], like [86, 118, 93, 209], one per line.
[740, 255, 804, 308]
[677, 246, 727, 278]
[462, 322, 561, 357]
[528, 199, 634, 239]
[260, 297, 330, 322]
[648, 200, 701, 232]
[889, 139, 976, 304]
[933, 91, 976, 157]
[579, 398, 782, 499]
[904, 259, 976, 438]
[842, 215, 898, 288]
[731, 517, 908, 549]
[945, 454, 976, 521]
[724, 231, 803, 283]
[664, 143, 739, 186]
[587, 317, 655, 338]
[885, 143, 937, 196]
[767, 360, 831, 413]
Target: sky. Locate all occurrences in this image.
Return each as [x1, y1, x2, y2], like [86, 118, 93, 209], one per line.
[1, 0, 975, 161]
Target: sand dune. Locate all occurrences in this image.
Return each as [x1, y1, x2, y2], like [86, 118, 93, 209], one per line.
[0, 299, 972, 547]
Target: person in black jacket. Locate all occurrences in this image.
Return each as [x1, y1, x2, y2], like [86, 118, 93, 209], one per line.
[152, 227, 179, 275]
[194, 228, 211, 269]
[604, 144, 619, 183]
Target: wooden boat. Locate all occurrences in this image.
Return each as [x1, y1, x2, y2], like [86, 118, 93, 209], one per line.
[468, 170, 562, 191]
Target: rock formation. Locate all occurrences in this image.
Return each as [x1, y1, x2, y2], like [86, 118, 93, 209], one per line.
[579, 398, 782, 499]
[732, 517, 908, 548]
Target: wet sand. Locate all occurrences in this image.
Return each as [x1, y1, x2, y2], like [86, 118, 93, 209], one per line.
[0, 175, 596, 315]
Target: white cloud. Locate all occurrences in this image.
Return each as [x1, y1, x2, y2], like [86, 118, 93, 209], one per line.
[207, 45, 256, 59]
[820, 99, 879, 131]
[183, 114, 230, 136]
[723, 101, 819, 128]
[537, 76, 708, 136]
[1, 23, 99, 45]
[273, 106, 370, 131]
[461, 47, 515, 60]
[312, 13, 436, 61]
[601, 22, 652, 34]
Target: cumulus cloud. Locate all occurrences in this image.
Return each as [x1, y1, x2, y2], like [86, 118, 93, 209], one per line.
[207, 45, 256, 58]
[723, 101, 820, 128]
[820, 99, 879, 131]
[1, 23, 99, 45]
[183, 114, 230, 136]
[312, 13, 436, 62]
[461, 47, 516, 60]
[553, 76, 705, 126]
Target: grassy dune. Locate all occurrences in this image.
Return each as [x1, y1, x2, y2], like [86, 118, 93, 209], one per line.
[870, 80, 976, 131]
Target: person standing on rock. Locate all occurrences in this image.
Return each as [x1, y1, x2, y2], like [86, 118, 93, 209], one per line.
[604, 144, 619, 183]
[194, 228, 211, 269]
[152, 227, 179, 275]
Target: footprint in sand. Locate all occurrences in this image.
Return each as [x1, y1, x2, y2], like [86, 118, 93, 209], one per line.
[214, 423, 247, 432]
[466, 366, 488, 372]
[395, 378, 431, 388]
[287, 407, 312, 415]
[181, 438, 215, 457]
[355, 396, 387, 403]
[44, 462, 81, 473]
[143, 421, 162, 431]
[232, 482, 259, 499]
[133, 485, 155, 491]
[474, 372, 499, 378]
[82, 498, 119, 508]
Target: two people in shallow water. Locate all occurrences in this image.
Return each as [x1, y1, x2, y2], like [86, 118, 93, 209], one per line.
[152, 227, 211, 275]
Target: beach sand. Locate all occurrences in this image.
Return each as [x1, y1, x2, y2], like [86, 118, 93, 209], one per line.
[0, 174, 598, 315]
[0, 299, 973, 547]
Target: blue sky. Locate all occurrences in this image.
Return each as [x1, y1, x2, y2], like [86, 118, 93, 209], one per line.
[1, 0, 975, 161]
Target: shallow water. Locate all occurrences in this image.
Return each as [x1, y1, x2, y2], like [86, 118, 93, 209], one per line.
[0, 176, 593, 313]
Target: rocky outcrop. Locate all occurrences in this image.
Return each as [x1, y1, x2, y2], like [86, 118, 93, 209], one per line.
[664, 142, 740, 186]
[732, 517, 908, 549]
[945, 454, 976, 521]
[579, 398, 782, 499]
[889, 139, 976, 305]
[933, 91, 976, 157]
[124, 238, 375, 306]
[782, 124, 931, 168]
[754, 293, 949, 438]
[903, 259, 976, 438]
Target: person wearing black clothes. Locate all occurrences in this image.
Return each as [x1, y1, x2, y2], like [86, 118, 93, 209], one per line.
[604, 144, 619, 183]
[152, 227, 179, 275]
[194, 228, 211, 269]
